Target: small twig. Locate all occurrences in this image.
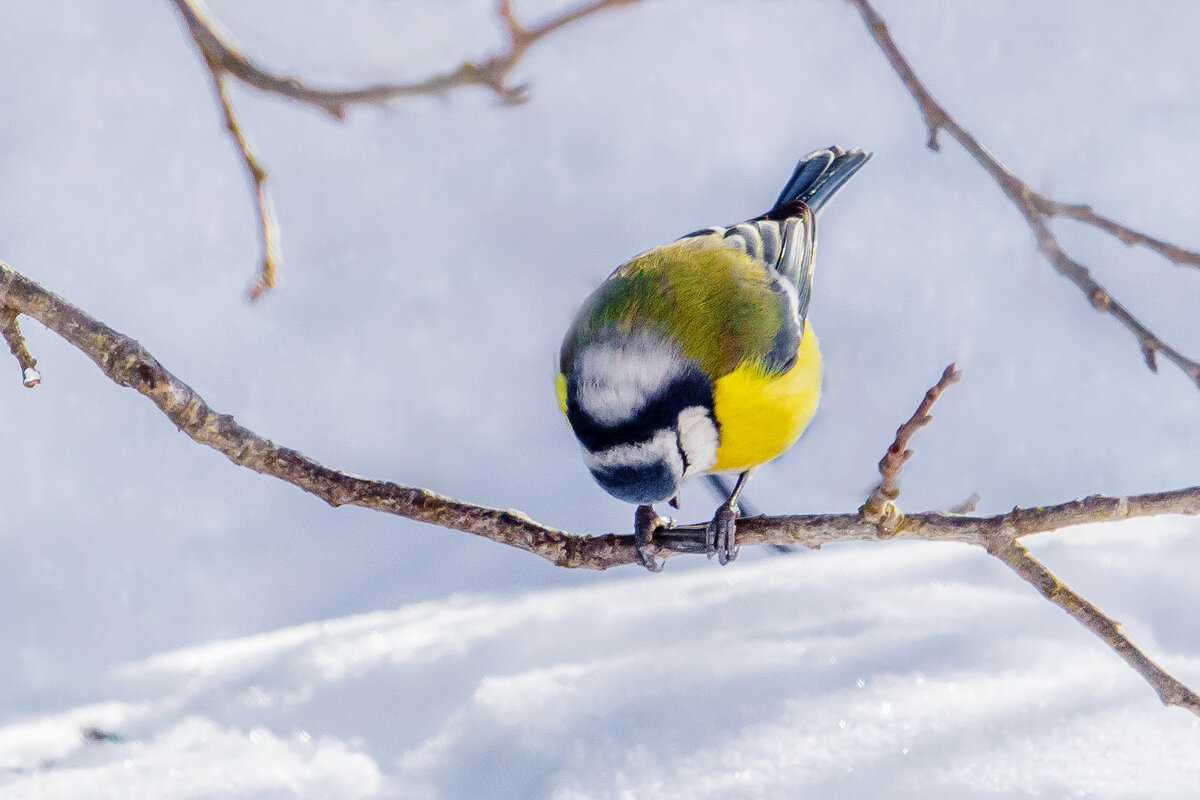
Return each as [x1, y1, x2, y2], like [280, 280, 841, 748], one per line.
[2, 259, 1198, 714]
[168, 0, 642, 299]
[988, 536, 1200, 713]
[945, 492, 982, 515]
[846, 0, 1200, 388]
[170, 0, 640, 114]
[0, 306, 41, 387]
[1034, 198, 1200, 270]
[205, 64, 280, 302]
[860, 363, 961, 533]
[849, 359, 1198, 713]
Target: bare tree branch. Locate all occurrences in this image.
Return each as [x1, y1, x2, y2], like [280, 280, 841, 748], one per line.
[988, 536, 1200, 714]
[860, 363, 961, 533]
[2, 259, 1198, 714]
[169, 0, 642, 301]
[204, 62, 281, 303]
[1033, 198, 1200, 270]
[850, 364, 1198, 715]
[845, 0, 1200, 387]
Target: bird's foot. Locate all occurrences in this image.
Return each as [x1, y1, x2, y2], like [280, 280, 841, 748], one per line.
[634, 504, 672, 572]
[706, 501, 740, 565]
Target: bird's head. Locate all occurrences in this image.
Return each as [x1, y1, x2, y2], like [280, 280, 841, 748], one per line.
[560, 335, 719, 506]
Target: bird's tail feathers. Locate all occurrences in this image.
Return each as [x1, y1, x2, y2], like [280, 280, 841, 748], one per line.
[771, 146, 872, 216]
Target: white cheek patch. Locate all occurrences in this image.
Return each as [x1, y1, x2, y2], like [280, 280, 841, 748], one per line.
[574, 338, 685, 426]
[583, 429, 684, 479]
[676, 406, 718, 476]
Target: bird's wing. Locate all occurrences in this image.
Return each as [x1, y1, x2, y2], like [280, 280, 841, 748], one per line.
[564, 238, 803, 380]
[674, 215, 812, 377]
[679, 204, 816, 328]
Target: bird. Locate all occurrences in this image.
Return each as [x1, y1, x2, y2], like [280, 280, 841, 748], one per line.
[556, 146, 872, 569]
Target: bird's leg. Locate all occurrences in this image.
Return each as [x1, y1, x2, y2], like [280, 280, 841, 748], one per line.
[707, 468, 755, 565]
[634, 504, 671, 572]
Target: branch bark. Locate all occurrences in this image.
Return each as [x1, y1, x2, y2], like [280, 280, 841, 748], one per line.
[849, 364, 1199, 716]
[2, 259, 1198, 714]
[169, 0, 642, 300]
[987, 536, 1200, 713]
[1, 305, 41, 387]
[860, 363, 961, 533]
[7, 0, 1200, 723]
[845, 0, 1200, 387]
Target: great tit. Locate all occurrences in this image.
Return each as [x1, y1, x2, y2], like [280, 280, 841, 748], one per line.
[557, 146, 872, 568]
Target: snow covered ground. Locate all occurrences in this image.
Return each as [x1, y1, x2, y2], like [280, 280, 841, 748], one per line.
[3, 523, 1198, 798]
[2, 0, 1199, 796]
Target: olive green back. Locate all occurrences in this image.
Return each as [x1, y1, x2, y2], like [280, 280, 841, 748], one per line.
[560, 238, 788, 379]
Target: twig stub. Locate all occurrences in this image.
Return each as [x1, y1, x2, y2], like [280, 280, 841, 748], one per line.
[1, 305, 41, 388]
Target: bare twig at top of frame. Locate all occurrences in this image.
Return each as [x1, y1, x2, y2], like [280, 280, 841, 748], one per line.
[845, 0, 1200, 388]
[168, 0, 644, 300]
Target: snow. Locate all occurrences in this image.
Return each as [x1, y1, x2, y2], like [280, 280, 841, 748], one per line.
[2, 528, 1199, 797]
[2, 0, 1200, 796]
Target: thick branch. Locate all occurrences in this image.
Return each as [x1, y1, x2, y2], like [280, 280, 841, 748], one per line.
[2, 259, 1198, 714]
[169, 0, 643, 299]
[846, 0, 1200, 387]
[4, 259, 1198, 565]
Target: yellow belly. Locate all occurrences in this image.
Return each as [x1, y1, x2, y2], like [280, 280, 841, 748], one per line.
[709, 320, 822, 473]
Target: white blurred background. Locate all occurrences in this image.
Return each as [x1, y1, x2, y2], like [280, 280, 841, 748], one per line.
[1, 1, 1198, 796]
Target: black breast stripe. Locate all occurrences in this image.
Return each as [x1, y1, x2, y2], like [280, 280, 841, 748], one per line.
[567, 368, 715, 452]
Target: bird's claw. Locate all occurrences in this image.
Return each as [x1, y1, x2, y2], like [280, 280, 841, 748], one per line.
[634, 504, 672, 572]
[706, 501, 740, 565]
